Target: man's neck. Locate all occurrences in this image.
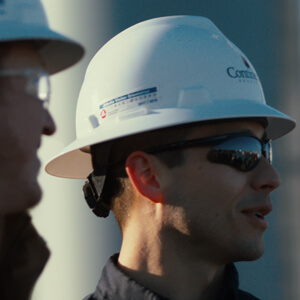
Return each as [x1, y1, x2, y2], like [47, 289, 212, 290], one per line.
[118, 228, 226, 300]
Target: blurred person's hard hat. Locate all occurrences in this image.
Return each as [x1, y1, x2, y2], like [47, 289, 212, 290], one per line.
[0, 0, 84, 74]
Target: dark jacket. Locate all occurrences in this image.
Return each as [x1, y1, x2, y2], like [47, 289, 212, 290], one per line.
[84, 254, 259, 300]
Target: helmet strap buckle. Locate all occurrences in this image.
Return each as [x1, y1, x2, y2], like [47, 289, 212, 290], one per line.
[83, 172, 110, 218]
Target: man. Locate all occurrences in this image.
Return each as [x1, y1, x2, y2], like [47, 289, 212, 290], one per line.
[0, 0, 84, 299]
[46, 16, 295, 299]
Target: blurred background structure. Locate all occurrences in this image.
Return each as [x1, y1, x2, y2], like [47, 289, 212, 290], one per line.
[32, 0, 300, 299]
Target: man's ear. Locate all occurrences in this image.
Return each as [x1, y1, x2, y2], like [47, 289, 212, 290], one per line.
[125, 151, 163, 203]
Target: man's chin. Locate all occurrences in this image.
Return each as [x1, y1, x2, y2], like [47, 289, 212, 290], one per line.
[242, 251, 265, 262]
[0, 183, 42, 214]
[236, 243, 265, 262]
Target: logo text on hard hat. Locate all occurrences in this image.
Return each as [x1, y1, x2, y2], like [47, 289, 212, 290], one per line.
[99, 87, 158, 121]
[226, 67, 257, 81]
[226, 54, 257, 82]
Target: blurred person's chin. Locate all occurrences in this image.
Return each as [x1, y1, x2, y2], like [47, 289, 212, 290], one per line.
[0, 178, 42, 214]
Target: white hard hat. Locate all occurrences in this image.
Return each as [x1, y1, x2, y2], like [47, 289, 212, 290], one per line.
[46, 15, 296, 179]
[0, 0, 84, 74]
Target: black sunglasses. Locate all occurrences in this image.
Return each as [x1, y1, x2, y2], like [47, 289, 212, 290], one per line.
[144, 132, 272, 172]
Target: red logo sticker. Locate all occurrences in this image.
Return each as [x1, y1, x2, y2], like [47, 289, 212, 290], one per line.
[100, 109, 107, 119]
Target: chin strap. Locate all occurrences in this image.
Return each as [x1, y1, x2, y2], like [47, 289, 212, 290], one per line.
[82, 172, 110, 218]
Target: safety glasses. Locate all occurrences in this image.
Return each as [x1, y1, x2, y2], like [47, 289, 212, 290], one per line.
[146, 132, 272, 172]
[0, 69, 51, 108]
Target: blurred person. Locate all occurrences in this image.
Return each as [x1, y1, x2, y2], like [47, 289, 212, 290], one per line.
[46, 16, 295, 300]
[0, 0, 84, 299]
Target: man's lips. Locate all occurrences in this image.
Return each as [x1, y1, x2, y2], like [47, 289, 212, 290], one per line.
[241, 204, 273, 229]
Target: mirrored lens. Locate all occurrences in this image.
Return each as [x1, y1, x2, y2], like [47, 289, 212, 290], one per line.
[207, 137, 267, 171]
[263, 141, 272, 163]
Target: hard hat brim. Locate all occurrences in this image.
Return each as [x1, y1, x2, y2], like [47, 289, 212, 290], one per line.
[0, 21, 84, 74]
[45, 100, 296, 179]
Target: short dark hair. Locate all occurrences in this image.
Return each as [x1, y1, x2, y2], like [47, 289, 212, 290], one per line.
[91, 124, 192, 228]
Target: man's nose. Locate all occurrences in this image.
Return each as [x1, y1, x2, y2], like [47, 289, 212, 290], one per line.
[250, 158, 281, 193]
